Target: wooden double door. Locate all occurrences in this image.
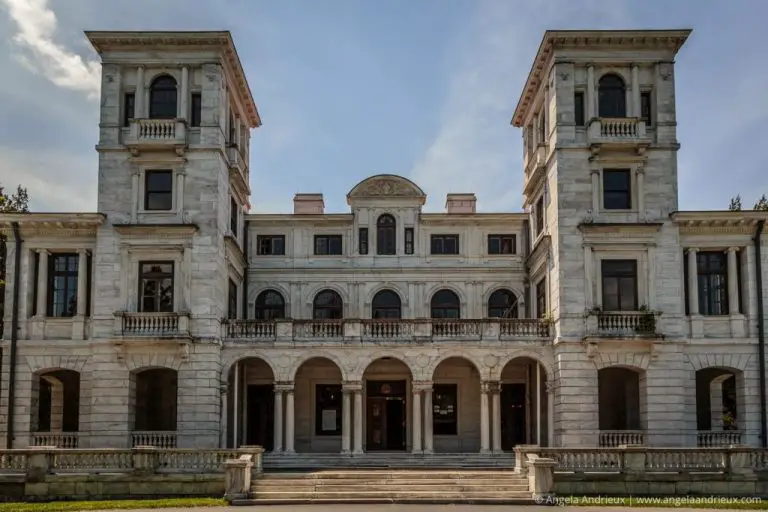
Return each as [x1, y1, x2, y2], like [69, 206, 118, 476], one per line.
[245, 384, 274, 451]
[500, 383, 527, 450]
[366, 380, 407, 451]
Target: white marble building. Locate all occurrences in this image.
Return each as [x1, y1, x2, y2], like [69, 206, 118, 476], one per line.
[1, 28, 766, 456]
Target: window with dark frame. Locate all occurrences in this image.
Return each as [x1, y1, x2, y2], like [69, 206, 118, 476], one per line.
[430, 289, 460, 319]
[488, 289, 518, 318]
[190, 93, 202, 127]
[359, 228, 369, 255]
[47, 253, 78, 317]
[148, 75, 177, 119]
[227, 278, 238, 320]
[138, 262, 174, 313]
[372, 290, 402, 319]
[230, 197, 238, 236]
[31, 252, 39, 316]
[488, 234, 516, 255]
[314, 235, 343, 256]
[256, 235, 285, 256]
[640, 91, 652, 126]
[404, 227, 414, 255]
[601, 259, 638, 311]
[229, 111, 237, 145]
[313, 289, 343, 319]
[574, 91, 585, 126]
[376, 214, 396, 255]
[144, 170, 173, 211]
[315, 384, 342, 435]
[536, 279, 547, 318]
[697, 251, 729, 315]
[598, 74, 627, 118]
[603, 169, 632, 210]
[431, 235, 459, 255]
[535, 195, 544, 236]
[123, 92, 135, 127]
[432, 384, 458, 435]
[254, 290, 285, 320]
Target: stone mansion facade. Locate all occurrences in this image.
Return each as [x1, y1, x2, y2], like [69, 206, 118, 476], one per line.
[1, 28, 767, 457]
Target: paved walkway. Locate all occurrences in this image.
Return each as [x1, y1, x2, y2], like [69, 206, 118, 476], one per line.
[90, 506, 742, 512]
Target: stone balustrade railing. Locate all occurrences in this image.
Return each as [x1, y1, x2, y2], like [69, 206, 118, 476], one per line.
[222, 318, 552, 342]
[697, 430, 743, 447]
[30, 432, 81, 449]
[126, 118, 187, 148]
[588, 117, 648, 142]
[115, 312, 190, 338]
[131, 431, 178, 448]
[587, 311, 659, 337]
[599, 430, 646, 447]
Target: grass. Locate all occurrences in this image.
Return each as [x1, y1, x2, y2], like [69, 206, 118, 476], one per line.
[0, 498, 228, 511]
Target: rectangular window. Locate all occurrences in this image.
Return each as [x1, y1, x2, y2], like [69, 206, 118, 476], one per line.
[535, 195, 545, 236]
[697, 251, 729, 315]
[314, 235, 343, 256]
[574, 91, 585, 126]
[603, 169, 632, 210]
[404, 228, 414, 255]
[256, 235, 285, 256]
[228, 278, 237, 320]
[229, 111, 237, 145]
[123, 92, 135, 127]
[358, 228, 369, 255]
[230, 197, 238, 236]
[315, 384, 342, 436]
[431, 235, 459, 255]
[138, 261, 174, 313]
[144, 170, 173, 211]
[190, 93, 202, 127]
[433, 384, 458, 436]
[47, 253, 78, 317]
[601, 259, 638, 311]
[640, 91, 652, 126]
[488, 234, 516, 255]
[32, 252, 39, 316]
[536, 279, 547, 318]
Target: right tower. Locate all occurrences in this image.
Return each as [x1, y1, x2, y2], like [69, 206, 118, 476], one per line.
[513, 30, 692, 446]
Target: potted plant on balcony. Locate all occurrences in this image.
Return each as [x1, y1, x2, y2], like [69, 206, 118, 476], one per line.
[636, 304, 659, 334]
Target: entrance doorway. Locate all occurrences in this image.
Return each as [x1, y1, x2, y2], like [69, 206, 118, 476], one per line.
[366, 380, 407, 451]
[500, 383, 526, 450]
[246, 384, 274, 450]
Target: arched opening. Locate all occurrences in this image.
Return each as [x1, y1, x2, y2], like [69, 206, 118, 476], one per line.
[598, 73, 627, 118]
[499, 357, 549, 450]
[130, 368, 178, 447]
[149, 75, 178, 119]
[362, 357, 413, 451]
[293, 357, 344, 453]
[598, 367, 647, 447]
[431, 289, 460, 336]
[695, 368, 744, 446]
[313, 289, 343, 319]
[227, 357, 275, 450]
[254, 290, 286, 320]
[376, 214, 396, 255]
[430, 357, 481, 453]
[488, 289, 519, 318]
[372, 289, 402, 319]
[30, 369, 81, 448]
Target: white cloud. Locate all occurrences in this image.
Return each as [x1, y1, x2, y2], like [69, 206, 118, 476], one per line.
[1, 0, 100, 98]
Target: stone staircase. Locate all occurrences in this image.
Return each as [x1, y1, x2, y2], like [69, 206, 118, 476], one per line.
[233, 469, 532, 505]
[262, 451, 516, 471]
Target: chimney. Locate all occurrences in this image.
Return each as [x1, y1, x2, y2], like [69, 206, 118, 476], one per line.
[293, 193, 324, 214]
[445, 193, 477, 214]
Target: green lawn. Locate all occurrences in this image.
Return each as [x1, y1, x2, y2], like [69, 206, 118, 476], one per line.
[0, 498, 228, 512]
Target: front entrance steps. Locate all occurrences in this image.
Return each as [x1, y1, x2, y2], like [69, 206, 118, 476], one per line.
[262, 451, 516, 471]
[234, 469, 533, 505]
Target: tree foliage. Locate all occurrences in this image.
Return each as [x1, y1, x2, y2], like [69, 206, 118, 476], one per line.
[0, 183, 30, 323]
[728, 194, 768, 211]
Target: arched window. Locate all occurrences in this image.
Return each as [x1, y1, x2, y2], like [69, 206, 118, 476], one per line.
[430, 289, 460, 319]
[149, 75, 178, 119]
[313, 289, 343, 319]
[254, 290, 285, 320]
[488, 289, 519, 318]
[372, 290, 402, 319]
[376, 214, 396, 255]
[598, 74, 626, 118]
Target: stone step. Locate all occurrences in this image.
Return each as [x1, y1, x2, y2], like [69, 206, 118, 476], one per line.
[252, 484, 531, 493]
[244, 490, 533, 500]
[233, 497, 536, 506]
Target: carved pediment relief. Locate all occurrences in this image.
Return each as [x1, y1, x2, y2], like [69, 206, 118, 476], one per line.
[347, 174, 426, 204]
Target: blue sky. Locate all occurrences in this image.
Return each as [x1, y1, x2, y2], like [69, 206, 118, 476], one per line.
[1, 0, 766, 213]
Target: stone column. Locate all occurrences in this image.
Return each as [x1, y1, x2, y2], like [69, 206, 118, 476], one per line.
[180, 66, 189, 119]
[411, 386, 422, 453]
[131, 170, 140, 222]
[76, 249, 88, 316]
[273, 387, 283, 453]
[546, 381, 555, 447]
[36, 249, 49, 318]
[727, 247, 740, 314]
[631, 64, 641, 117]
[491, 382, 502, 453]
[135, 65, 145, 118]
[586, 65, 595, 119]
[590, 168, 600, 214]
[687, 248, 699, 315]
[636, 167, 645, 221]
[220, 384, 228, 448]
[353, 386, 364, 454]
[480, 381, 490, 453]
[284, 385, 295, 453]
[176, 171, 185, 216]
[423, 384, 433, 454]
[341, 387, 352, 454]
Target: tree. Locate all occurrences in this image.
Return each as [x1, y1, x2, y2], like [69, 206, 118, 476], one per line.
[754, 194, 768, 211]
[0, 183, 30, 328]
[727, 194, 768, 211]
[728, 195, 743, 211]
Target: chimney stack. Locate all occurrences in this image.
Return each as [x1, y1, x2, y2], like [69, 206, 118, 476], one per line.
[445, 193, 477, 214]
[293, 193, 324, 214]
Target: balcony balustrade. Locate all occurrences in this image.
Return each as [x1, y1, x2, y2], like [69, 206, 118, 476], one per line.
[30, 432, 81, 449]
[130, 431, 178, 449]
[124, 118, 187, 155]
[114, 311, 190, 338]
[697, 430, 743, 447]
[587, 117, 649, 152]
[598, 430, 646, 447]
[222, 317, 551, 343]
[587, 311, 660, 338]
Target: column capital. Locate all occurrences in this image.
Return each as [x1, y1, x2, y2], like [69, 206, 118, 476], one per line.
[274, 382, 294, 392]
[412, 381, 433, 392]
[590, 167, 601, 175]
[342, 381, 362, 392]
[77, 248, 90, 256]
[545, 380, 557, 395]
[686, 247, 699, 254]
[36, 248, 50, 256]
[726, 246, 740, 253]
[220, 384, 228, 394]
[482, 380, 500, 394]
[635, 166, 645, 175]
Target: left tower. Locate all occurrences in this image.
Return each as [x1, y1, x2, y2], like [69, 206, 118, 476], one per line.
[86, 31, 260, 447]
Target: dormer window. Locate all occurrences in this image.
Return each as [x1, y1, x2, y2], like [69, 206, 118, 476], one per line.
[376, 214, 396, 255]
[149, 75, 178, 119]
[598, 74, 626, 118]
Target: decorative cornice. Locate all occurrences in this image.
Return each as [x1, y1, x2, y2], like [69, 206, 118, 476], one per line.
[113, 223, 199, 237]
[511, 29, 692, 127]
[347, 174, 426, 204]
[0, 213, 105, 238]
[85, 30, 261, 128]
